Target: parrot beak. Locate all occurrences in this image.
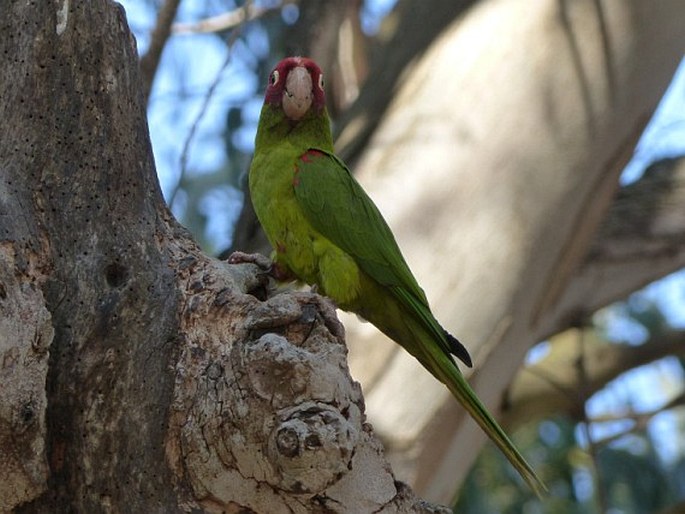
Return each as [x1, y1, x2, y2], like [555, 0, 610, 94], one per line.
[282, 66, 313, 121]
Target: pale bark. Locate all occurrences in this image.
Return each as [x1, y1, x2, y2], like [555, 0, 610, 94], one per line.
[1, 2, 443, 512]
[0, 248, 52, 512]
[341, 0, 685, 503]
[505, 327, 685, 428]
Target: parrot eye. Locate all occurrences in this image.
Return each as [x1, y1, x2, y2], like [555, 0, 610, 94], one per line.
[318, 73, 324, 90]
[270, 70, 279, 86]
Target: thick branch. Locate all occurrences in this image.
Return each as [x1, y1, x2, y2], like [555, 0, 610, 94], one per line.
[540, 157, 685, 338]
[341, 0, 685, 503]
[504, 328, 685, 428]
[335, 0, 477, 164]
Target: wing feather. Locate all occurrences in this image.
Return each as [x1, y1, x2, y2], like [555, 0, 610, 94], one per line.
[293, 149, 459, 357]
[294, 150, 423, 295]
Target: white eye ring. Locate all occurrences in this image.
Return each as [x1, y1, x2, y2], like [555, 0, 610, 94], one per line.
[271, 70, 279, 86]
[318, 73, 324, 90]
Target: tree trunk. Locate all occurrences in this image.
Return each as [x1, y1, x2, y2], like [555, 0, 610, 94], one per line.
[341, 0, 685, 503]
[1, 2, 443, 512]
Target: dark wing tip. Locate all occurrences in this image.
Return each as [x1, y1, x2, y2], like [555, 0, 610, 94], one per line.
[445, 331, 473, 368]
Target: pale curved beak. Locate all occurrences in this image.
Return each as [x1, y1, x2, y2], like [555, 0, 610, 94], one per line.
[282, 66, 313, 121]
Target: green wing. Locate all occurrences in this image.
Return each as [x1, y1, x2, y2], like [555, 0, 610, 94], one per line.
[293, 150, 420, 292]
[292, 149, 452, 351]
[293, 150, 545, 496]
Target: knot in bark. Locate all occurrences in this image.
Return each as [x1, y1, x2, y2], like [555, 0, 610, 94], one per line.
[268, 402, 357, 493]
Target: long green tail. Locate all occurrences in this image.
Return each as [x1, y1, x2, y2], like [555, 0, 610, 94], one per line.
[355, 279, 545, 495]
[423, 338, 547, 497]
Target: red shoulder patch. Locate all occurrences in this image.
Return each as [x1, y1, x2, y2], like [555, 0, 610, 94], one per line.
[294, 149, 326, 187]
[300, 149, 326, 163]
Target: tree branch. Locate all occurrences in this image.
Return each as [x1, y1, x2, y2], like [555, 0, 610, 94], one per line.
[540, 157, 685, 339]
[591, 391, 685, 446]
[339, 1, 685, 502]
[139, 0, 181, 103]
[504, 328, 685, 428]
[171, 1, 291, 35]
[335, 0, 477, 164]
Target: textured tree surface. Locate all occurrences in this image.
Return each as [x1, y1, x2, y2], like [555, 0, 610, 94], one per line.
[0, 2, 445, 512]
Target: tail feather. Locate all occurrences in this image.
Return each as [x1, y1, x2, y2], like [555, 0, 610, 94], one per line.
[408, 323, 547, 497]
[415, 328, 547, 497]
[365, 282, 545, 495]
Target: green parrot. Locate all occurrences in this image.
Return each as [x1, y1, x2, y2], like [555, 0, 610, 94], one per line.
[240, 56, 544, 495]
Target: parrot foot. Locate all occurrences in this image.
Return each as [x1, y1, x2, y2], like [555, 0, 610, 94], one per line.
[293, 291, 344, 340]
[227, 251, 294, 281]
[227, 251, 272, 270]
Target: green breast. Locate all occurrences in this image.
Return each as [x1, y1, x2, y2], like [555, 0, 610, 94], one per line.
[250, 144, 361, 305]
[248, 104, 362, 305]
[249, 142, 318, 283]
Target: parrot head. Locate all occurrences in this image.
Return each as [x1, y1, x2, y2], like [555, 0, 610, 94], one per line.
[265, 57, 326, 121]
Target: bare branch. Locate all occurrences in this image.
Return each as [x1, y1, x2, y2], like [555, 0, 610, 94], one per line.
[172, 1, 293, 35]
[577, 328, 609, 512]
[590, 391, 685, 446]
[504, 328, 685, 428]
[139, 0, 182, 104]
[168, 2, 253, 210]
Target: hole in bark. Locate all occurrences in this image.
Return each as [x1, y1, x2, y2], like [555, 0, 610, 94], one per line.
[105, 262, 128, 288]
[276, 427, 300, 457]
[20, 403, 34, 425]
[245, 279, 268, 302]
[304, 434, 321, 449]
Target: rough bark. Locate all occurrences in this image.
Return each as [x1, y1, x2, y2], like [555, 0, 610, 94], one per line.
[545, 157, 685, 332]
[339, 0, 685, 503]
[2, 2, 180, 511]
[1, 2, 443, 513]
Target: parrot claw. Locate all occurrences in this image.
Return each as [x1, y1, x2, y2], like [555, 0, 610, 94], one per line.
[227, 251, 273, 271]
[227, 251, 296, 282]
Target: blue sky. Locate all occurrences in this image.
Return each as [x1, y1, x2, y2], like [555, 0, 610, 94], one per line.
[622, 57, 685, 184]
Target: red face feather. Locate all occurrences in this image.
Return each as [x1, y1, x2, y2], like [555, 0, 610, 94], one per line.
[264, 57, 326, 120]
